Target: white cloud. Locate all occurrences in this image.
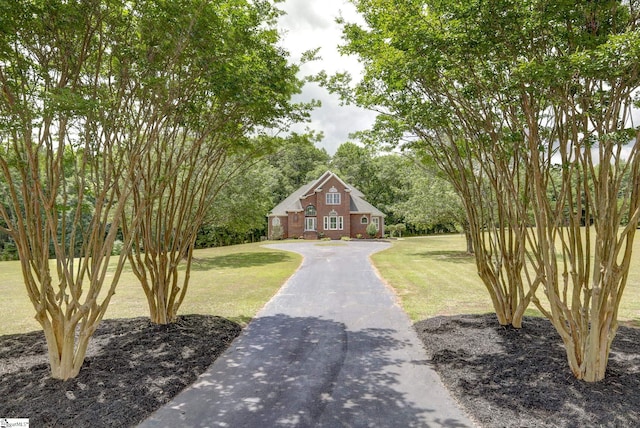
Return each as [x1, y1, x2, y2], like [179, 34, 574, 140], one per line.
[277, 0, 376, 155]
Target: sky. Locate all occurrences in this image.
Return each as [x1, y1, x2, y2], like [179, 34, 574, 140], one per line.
[277, 0, 377, 155]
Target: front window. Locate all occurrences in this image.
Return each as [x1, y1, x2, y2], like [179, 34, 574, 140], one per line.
[323, 215, 344, 230]
[326, 192, 341, 205]
[305, 205, 316, 216]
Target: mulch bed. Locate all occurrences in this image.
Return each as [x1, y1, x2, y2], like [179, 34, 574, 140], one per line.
[415, 314, 640, 427]
[0, 315, 241, 427]
[2, 313, 639, 427]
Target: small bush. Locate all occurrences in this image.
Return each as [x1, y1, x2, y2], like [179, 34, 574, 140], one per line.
[111, 240, 124, 256]
[366, 222, 378, 238]
[386, 225, 397, 237]
[356, 233, 363, 239]
[341, 236, 351, 241]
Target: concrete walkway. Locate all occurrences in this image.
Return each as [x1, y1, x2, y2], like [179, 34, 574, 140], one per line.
[139, 241, 474, 427]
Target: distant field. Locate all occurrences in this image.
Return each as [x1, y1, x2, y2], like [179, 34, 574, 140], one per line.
[372, 234, 640, 326]
[0, 243, 302, 335]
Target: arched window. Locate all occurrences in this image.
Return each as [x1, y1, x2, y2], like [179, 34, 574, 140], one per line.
[305, 205, 317, 216]
[361, 216, 369, 224]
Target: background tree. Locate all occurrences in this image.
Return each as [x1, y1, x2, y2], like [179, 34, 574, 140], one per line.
[332, 143, 410, 225]
[0, 0, 146, 379]
[385, 224, 397, 237]
[331, 141, 377, 191]
[266, 132, 330, 204]
[196, 159, 278, 248]
[390, 159, 472, 251]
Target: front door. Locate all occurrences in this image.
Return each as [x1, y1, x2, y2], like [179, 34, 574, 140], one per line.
[305, 217, 317, 231]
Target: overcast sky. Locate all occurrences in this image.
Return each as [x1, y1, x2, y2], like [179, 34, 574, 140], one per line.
[277, 0, 377, 155]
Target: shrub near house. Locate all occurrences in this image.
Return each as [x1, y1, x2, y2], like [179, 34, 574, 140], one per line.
[267, 171, 385, 240]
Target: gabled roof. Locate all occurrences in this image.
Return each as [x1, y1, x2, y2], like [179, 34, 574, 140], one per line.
[268, 171, 385, 217]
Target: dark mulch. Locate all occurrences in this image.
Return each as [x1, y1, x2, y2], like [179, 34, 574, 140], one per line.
[0, 315, 241, 427]
[3, 313, 639, 427]
[415, 314, 640, 428]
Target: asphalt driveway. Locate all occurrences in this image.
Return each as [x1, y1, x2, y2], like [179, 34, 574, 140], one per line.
[139, 241, 474, 427]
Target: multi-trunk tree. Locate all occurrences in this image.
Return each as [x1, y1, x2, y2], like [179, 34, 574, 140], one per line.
[0, 0, 147, 379]
[389, 158, 472, 250]
[340, 0, 640, 381]
[118, 0, 308, 324]
[336, 0, 538, 328]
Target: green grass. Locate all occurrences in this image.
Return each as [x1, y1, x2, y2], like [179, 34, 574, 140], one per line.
[372, 236, 495, 321]
[372, 235, 640, 325]
[3, 234, 639, 336]
[0, 242, 301, 335]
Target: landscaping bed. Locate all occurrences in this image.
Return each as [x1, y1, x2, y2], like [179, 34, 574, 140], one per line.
[0, 315, 241, 427]
[416, 314, 640, 427]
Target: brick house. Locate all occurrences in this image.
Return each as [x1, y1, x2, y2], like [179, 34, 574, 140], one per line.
[267, 171, 385, 240]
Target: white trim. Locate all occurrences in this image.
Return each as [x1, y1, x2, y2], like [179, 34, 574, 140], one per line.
[315, 171, 352, 193]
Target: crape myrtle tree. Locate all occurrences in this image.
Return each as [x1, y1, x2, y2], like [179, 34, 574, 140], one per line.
[520, 6, 640, 381]
[336, 1, 538, 329]
[0, 0, 150, 379]
[339, 0, 640, 381]
[119, 0, 309, 324]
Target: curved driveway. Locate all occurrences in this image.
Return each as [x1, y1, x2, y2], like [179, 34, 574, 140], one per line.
[140, 241, 474, 427]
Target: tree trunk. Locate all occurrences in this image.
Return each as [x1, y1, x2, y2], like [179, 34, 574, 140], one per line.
[552, 314, 615, 382]
[463, 227, 474, 254]
[38, 314, 95, 380]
